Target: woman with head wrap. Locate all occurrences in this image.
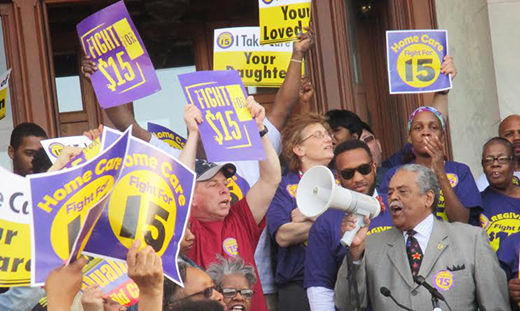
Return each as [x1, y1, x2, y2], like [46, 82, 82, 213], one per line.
[379, 106, 482, 225]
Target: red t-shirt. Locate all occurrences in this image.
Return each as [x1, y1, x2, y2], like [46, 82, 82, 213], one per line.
[187, 198, 267, 311]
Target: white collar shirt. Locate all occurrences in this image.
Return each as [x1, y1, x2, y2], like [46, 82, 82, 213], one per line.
[402, 213, 434, 253]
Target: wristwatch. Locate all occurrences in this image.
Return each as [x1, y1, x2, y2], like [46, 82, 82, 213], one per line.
[259, 126, 269, 137]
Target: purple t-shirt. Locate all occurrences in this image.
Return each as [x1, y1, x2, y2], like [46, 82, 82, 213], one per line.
[304, 202, 393, 290]
[267, 171, 305, 285]
[497, 231, 520, 281]
[480, 188, 520, 252]
[379, 161, 482, 225]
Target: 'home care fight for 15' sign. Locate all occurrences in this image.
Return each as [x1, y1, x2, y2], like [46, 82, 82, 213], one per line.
[386, 30, 451, 94]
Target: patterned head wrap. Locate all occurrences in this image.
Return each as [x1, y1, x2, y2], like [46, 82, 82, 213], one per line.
[407, 106, 446, 132]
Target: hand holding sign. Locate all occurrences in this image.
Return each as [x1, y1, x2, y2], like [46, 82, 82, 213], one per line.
[45, 257, 88, 311]
[440, 55, 457, 79]
[184, 104, 203, 135]
[77, 0, 160, 108]
[247, 96, 266, 130]
[126, 240, 163, 298]
[293, 27, 314, 59]
[178, 70, 265, 162]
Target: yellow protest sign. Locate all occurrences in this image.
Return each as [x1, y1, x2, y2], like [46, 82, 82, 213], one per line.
[0, 69, 11, 120]
[214, 27, 302, 87]
[0, 166, 32, 287]
[259, 0, 311, 44]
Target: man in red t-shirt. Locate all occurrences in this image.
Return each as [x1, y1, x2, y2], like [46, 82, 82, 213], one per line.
[180, 98, 281, 311]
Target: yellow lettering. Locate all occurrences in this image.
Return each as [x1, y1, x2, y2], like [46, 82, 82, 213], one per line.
[127, 282, 139, 298]
[100, 264, 119, 282]
[37, 195, 58, 213]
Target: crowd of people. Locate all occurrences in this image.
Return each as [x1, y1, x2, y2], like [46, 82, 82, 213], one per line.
[0, 27, 519, 311]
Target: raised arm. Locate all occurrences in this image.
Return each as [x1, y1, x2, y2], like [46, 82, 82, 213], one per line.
[127, 240, 164, 311]
[246, 96, 282, 224]
[177, 104, 202, 171]
[45, 257, 87, 311]
[431, 55, 457, 117]
[268, 28, 314, 131]
[81, 56, 151, 142]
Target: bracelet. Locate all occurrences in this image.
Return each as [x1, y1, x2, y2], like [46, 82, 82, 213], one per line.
[259, 126, 269, 137]
[290, 58, 303, 63]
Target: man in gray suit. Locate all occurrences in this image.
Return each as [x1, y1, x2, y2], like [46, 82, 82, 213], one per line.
[334, 164, 510, 311]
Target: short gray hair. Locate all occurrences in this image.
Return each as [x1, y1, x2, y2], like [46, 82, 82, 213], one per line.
[395, 164, 440, 208]
[206, 256, 257, 289]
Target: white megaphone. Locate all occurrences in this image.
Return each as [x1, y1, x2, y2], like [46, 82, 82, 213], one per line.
[296, 165, 381, 247]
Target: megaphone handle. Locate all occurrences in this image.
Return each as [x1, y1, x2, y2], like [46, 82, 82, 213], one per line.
[340, 214, 365, 247]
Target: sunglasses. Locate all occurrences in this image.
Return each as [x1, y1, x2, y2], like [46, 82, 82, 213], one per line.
[361, 134, 375, 144]
[180, 286, 216, 300]
[220, 288, 255, 299]
[482, 156, 513, 166]
[340, 162, 373, 180]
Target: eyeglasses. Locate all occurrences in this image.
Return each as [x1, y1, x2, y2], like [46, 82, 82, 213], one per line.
[340, 162, 373, 180]
[300, 130, 333, 143]
[482, 156, 513, 166]
[220, 288, 255, 299]
[180, 286, 216, 301]
[361, 134, 375, 144]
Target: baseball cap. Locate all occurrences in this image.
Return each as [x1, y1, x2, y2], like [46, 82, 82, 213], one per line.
[195, 159, 236, 182]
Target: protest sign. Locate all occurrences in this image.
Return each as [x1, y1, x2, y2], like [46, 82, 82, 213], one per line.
[0, 167, 32, 287]
[29, 129, 130, 285]
[0, 69, 11, 120]
[147, 122, 249, 204]
[147, 122, 186, 150]
[214, 27, 298, 87]
[82, 258, 138, 307]
[259, 0, 311, 44]
[102, 126, 125, 150]
[65, 137, 103, 169]
[386, 30, 451, 94]
[178, 70, 265, 162]
[41, 136, 92, 164]
[65, 126, 124, 169]
[84, 136, 195, 286]
[77, 0, 160, 108]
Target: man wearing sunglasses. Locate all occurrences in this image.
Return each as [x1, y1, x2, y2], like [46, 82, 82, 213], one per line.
[304, 140, 392, 311]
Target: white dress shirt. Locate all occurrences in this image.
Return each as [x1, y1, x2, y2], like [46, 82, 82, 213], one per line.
[402, 213, 434, 254]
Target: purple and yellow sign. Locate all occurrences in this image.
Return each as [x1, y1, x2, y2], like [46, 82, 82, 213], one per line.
[29, 130, 130, 285]
[178, 70, 265, 162]
[82, 258, 138, 307]
[147, 122, 186, 150]
[77, 0, 161, 108]
[386, 30, 451, 94]
[83, 136, 195, 286]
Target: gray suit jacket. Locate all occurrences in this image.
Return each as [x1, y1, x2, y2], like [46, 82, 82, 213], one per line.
[334, 217, 510, 311]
